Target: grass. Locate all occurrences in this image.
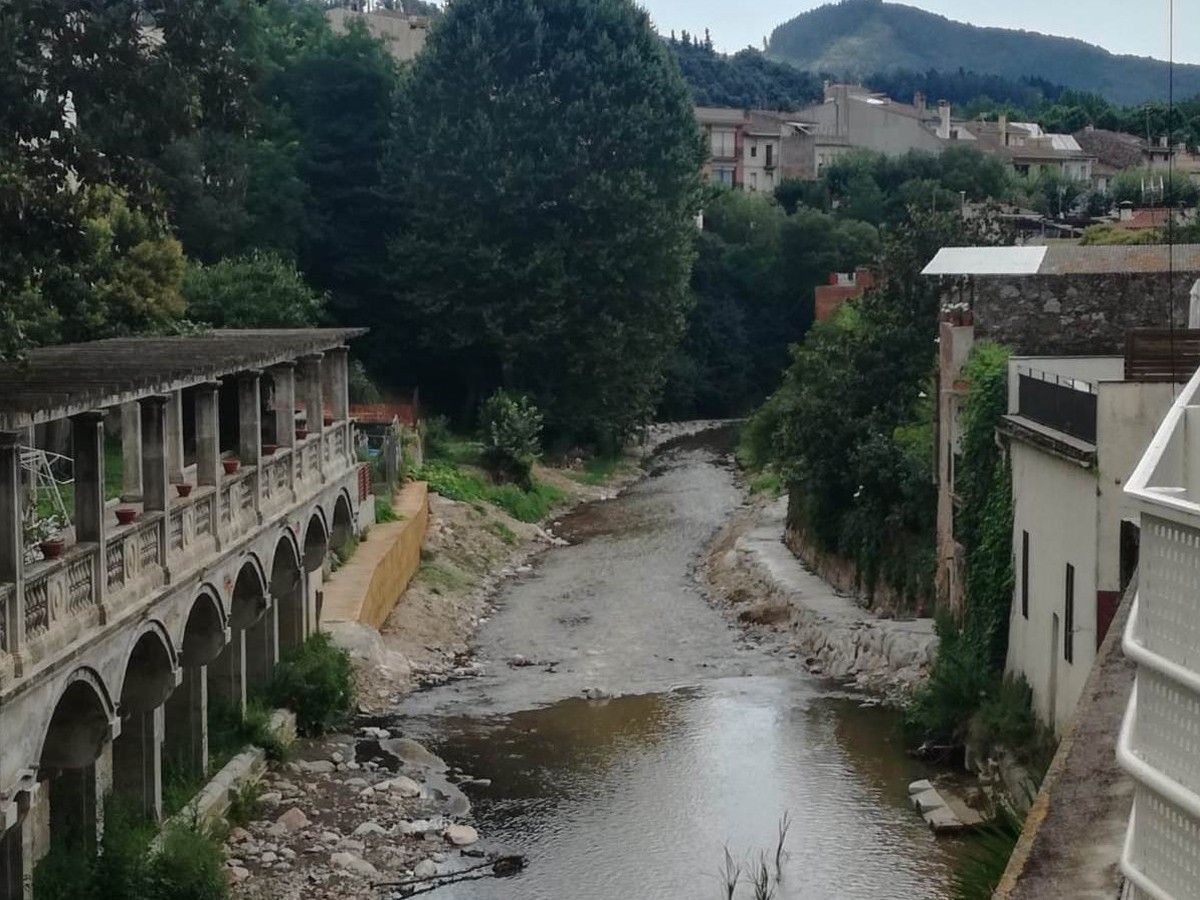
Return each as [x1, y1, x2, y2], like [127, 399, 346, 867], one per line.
[226, 780, 262, 828]
[568, 456, 631, 486]
[415, 460, 565, 523]
[207, 697, 286, 771]
[489, 519, 519, 545]
[375, 495, 402, 523]
[266, 632, 354, 737]
[748, 471, 783, 496]
[951, 806, 1023, 899]
[419, 560, 475, 594]
[34, 436, 125, 521]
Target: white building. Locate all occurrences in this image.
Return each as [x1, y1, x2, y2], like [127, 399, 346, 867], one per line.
[1000, 356, 1178, 733]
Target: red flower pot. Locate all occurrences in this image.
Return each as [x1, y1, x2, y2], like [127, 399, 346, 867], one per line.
[176, 483, 193, 498]
[222, 458, 241, 475]
[295, 428, 309, 441]
[39, 538, 65, 560]
[323, 416, 334, 427]
[115, 508, 138, 526]
[262, 444, 278, 456]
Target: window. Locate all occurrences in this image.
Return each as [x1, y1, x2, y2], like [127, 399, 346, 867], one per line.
[711, 129, 735, 158]
[1064, 563, 1075, 663]
[714, 168, 733, 187]
[750, 143, 758, 158]
[749, 172, 758, 191]
[1021, 531, 1030, 619]
[766, 144, 774, 167]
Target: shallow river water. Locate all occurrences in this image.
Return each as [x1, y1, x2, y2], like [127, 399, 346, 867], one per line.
[393, 432, 965, 899]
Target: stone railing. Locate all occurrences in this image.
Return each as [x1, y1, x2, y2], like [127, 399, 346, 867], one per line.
[0, 582, 12, 656]
[22, 545, 99, 645]
[261, 450, 294, 511]
[107, 515, 164, 596]
[1120, 363, 1200, 900]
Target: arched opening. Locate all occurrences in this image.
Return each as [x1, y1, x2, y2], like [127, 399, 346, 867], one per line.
[39, 675, 114, 858]
[272, 536, 304, 655]
[112, 629, 177, 821]
[331, 494, 353, 557]
[208, 561, 270, 713]
[165, 593, 226, 781]
[0, 812, 23, 900]
[303, 513, 328, 573]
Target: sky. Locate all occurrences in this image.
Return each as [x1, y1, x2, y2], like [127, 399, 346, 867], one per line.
[637, 0, 1200, 65]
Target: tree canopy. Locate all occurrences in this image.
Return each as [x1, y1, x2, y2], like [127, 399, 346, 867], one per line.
[382, 0, 705, 448]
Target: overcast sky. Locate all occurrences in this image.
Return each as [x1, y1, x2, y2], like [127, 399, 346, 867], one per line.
[638, 0, 1198, 64]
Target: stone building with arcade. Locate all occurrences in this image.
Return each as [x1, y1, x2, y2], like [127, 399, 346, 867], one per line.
[0, 329, 371, 896]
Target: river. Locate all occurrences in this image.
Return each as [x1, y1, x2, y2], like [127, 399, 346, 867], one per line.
[390, 431, 965, 899]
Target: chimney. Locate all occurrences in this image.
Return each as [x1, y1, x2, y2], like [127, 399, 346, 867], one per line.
[1085, 123, 1095, 132]
[999, 113, 1008, 147]
[1160, 136, 1169, 149]
[937, 100, 951, 140]
[914, 91, 926, 114]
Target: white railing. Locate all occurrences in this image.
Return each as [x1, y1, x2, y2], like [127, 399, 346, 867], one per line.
[1122, 363, 1200, 899]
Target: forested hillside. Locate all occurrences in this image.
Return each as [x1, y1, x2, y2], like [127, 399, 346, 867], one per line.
[667, 38, 822, 111]
[767, 0, 1200, 106]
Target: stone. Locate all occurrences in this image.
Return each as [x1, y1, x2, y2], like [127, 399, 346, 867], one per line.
[339, 838, 365, 852]
[907, 779, 934, 796]
[258, 791, 283, 805]
[299, 760, 336, 774]
[331, 751, 345, 764]
[413, 859, 438, 879]
[359, 786, 376, 799]
[444, 824, 479, 847]
[353, 821, 389, 837]
[260, 851, 278, 864]
[321, 831, 341, 843]
[228, 826, 252, 843]
[330, 851, 379, 878]
[227, 866, 251, 884]
[386, 775, 423, 798]
[923, 805, 965, 833]
[912, 789, 945, 814]
[275, 807, 311, 832]
[381, 738, 447, 772]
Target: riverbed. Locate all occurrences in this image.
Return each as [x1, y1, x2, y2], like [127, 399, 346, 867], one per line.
[391, 431, 965, 898]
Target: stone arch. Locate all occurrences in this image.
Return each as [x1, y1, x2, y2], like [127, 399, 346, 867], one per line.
[229, 556, 269, 631]
[37, 668, 117, 856]
[180, 588, 228, 668]
[331, 491, 354, 556]
[112, 626, 179, 820]
[303, 511, 329, 573]
[271, 532, 305, 654]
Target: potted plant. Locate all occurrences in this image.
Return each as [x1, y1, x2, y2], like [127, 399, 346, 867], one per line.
[323, 415, 334, 427]
[26, 514, 66, 560]
[295, 427, 309, 441]
[176, 483, 193, 498]
[222, 457, 241, 475]
[262, 443, 278, 456]
[115, 507, 138, 526]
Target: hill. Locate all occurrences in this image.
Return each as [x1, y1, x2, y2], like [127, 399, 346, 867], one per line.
[766, 0, 1200, 106]
[668, 39, 823, 111]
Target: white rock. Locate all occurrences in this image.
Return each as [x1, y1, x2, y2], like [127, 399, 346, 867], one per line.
[227, 866, 251, 883]
[331, 751, 345, 764]
[386, 776, 423, 798]
[353, 821, 389, 837]
[330, 850, 379, 879]
[275, 807, 310, 832]
[299, 760, 336, 774]
[258, 791, 283, 805]
[413, 859, 438, 879]
[444, 824, 479, 847]
[260, 851, 278, 864]
[339, 838, 365, 852]
[228, 826, 252, 843]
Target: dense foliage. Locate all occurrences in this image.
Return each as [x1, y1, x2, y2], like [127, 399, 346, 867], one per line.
[266, 632, 355, 737]
[864, 69, 1066, 114]
[767, 0, 1200, 106]
[478, 391, 544, 489]
[667, 38, 822, 111]
[381, 0, 705, 449]
[182, 252, 326, 328]
[746, 208, 1005, 605]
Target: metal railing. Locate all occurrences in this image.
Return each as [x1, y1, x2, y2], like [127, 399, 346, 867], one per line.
[1016, 368, 1098, 443]
[1122, 363, 1200, 899]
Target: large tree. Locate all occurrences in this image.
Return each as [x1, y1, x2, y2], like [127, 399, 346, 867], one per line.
[382, 0, 705, 447]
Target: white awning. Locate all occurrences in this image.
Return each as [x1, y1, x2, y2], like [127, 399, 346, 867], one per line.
[922, 246, 1048, 276]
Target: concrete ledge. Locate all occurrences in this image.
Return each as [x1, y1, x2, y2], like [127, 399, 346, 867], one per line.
[157, 709, 296, 840]
[322, 482, 429, 629]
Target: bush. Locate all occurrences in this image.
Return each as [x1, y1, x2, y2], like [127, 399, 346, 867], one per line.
[34, 800, 228, 900]
[375, 495, 400, 523]
[415, 460, 565, 523]
[905, 615, 993, 745]
[478, 390, 543, 489]
[266, 632, 354, 736]
[207, 696, 286, 768]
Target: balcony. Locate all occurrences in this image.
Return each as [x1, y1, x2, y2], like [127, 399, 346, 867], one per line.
[1015, 368, 1098, 443]
[1120, 363, 1200, 899]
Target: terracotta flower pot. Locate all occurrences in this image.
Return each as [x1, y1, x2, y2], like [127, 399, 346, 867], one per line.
[176, 483, 193, 498]
[115, 508, 138, 526]
[295, 428, 309, 441]
[222, 458, 241, 475]
[262, 444, 278, 456]
[39, 538, 65, 560]
[323, 416, 334, 427]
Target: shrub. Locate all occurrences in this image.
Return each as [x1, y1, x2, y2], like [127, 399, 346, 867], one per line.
[266, 632, 354, 736]
[423, 415, 457, 461]
[905, 615, 993, 745]
[415, 460, 564, 523]
[207, 697, 286, 768]
[375, 495, 400, 523]
[478, 390, 543, 489]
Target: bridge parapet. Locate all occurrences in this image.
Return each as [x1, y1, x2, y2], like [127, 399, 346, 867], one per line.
[1122, 363, 1200, 899]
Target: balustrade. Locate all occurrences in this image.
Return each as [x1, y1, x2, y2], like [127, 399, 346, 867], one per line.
[20, 545, 99, 645]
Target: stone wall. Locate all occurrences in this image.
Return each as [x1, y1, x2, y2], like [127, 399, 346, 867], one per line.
[969, 271, 1195, 355]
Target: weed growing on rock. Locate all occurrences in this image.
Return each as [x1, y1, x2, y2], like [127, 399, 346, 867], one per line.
[267, 632, 354, 736]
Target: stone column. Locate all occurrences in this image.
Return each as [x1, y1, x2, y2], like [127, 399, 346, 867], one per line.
[269, 364, 296, 452]
[326, 347, 350, 422]
[70, 412, 108, 613]
[165, 391, 184, 485]
[237, 372, 262, 518]
[140, 396, 169, 576]
[163, 666, 207, 779]
[206, 634, 246, 715]
[244, 600, 278, 692]
[119, 402, 142, 502]
[299, 355, 325, 438]
[112, 708, 163, 822]
[194, 383, 220, 489]
[0, 434, 24, 668]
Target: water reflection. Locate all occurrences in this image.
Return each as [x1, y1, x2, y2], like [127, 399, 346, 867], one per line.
[401, 679, 960, 900]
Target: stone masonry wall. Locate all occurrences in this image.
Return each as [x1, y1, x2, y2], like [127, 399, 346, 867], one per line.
[970, 272, 1195, 355]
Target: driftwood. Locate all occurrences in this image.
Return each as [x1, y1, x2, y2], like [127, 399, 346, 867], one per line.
[376, 855, 527, 897]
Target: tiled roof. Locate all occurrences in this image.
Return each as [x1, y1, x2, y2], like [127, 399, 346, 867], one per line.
[923, 244, 1200, 277]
